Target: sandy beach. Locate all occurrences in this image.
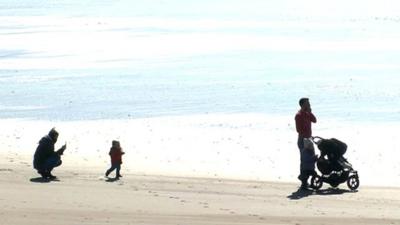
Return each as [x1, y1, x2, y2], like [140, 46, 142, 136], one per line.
[1, 159, 400, 225]
[1, 115, 400, 225]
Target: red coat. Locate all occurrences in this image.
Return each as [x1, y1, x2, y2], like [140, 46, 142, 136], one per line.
[109, 147, 124, 164]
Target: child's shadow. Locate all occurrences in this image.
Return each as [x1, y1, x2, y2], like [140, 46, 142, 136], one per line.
[30, 177, 60, 183]
[105, 177, 120, 182]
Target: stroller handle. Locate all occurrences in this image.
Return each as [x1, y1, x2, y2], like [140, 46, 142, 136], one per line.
[311, 136, 324, 144]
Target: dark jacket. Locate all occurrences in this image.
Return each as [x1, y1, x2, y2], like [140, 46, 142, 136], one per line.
[33, 135, 56, 169]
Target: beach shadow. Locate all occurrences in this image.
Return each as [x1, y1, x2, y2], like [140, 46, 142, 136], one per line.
[287, 187, 357, 200]
[315, 187, 356, 196]
[105, 177, 120, 182]
[30, 177, 60, 183]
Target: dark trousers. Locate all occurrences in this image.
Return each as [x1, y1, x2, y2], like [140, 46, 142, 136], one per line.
[297, 136, 304, 174]
[106, 163, 121, 177]
[37, 155, 62, 173]
[297, 136, 316, 185]
[299, 169, 317, 186]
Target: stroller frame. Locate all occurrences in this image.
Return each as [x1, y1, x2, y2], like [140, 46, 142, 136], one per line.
[309, 136, 360, 191]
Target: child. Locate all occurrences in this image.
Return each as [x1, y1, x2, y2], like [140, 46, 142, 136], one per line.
[299, 138, 318, 189]
[105, 140, 125, 179]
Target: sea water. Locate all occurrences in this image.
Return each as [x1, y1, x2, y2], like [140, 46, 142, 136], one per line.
[1, 0, 400, 122]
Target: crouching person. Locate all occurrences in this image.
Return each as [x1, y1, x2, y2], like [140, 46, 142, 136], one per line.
[33, 128, 66, 180]
[299, 138, 318, 189]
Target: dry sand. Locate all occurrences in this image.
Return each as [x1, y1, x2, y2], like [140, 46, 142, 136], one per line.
[1, 159, 400, 225]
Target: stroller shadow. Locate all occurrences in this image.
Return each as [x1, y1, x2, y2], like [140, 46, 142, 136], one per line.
[287, 187, 357, 200]
[316, 188, 356, 195]
[30, 177, 60, 183]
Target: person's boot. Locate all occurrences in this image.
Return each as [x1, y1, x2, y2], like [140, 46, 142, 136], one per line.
[300, 181, 309, 190]
[105, 170, 110, 177]
[41, 170, 53, 179]
[300, 176, 309, 190]
[116, 172, 122, 179]
[38, 170, 47, 179]
[48, 172, 57, 180]
[44, 168, 56, 180]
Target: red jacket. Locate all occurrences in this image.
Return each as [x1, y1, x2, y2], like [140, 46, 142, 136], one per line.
[295, 110, 317, 138]
[109, 147, 124, 164]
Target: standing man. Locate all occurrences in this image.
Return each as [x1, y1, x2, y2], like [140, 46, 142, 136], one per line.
[295, 98, 317, 189]
[33, 128, 66, 180]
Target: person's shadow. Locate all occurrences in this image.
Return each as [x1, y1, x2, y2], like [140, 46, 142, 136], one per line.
[105, 177, 120, 182]
[287, 187, 357, 200]
[30, 177, 60, 183]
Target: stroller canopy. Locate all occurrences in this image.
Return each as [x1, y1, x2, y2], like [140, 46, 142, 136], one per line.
[317, 138, 347, 160]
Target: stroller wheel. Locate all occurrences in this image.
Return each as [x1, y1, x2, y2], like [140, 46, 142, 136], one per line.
[347, 175, 360, 190]
[310, 175, 323, 190]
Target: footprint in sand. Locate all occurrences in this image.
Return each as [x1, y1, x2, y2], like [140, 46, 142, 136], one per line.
[130, 186, 139, 191]
[198, 202, 209, 208]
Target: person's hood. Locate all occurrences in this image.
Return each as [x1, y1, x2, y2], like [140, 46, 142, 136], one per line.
[39, 135, 54, 145]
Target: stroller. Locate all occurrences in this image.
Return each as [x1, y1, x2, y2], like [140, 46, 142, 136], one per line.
[309, 136, 360, 191]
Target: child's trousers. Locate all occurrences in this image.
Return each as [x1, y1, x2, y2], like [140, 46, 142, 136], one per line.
[106, 163, 121, 177]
